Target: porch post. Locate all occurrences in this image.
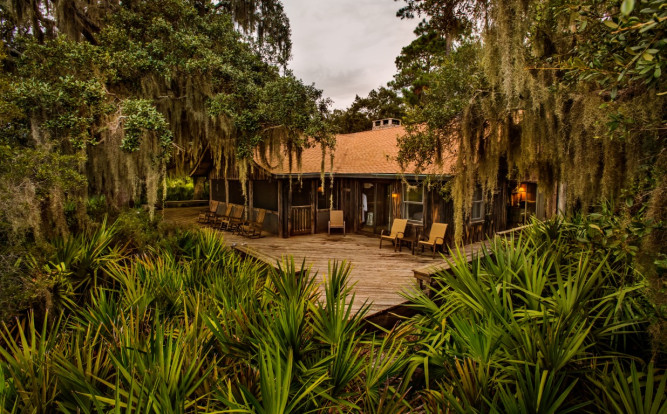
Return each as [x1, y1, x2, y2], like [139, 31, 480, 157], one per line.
[557, 182, 566, 214]
[287, 178, 293, 237]
[248, 179, 254, 221]
[311, 180, 316, 234]
[278, 180, 284, 238]
[224, 178, 229, 207]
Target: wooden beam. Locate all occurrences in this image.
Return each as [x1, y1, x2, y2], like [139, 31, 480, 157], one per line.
[224, 178, 229, 205]
[287, 179, 292, 238]
[248, 179, 254, 221]
[278, 180, 284, 238]
[311, 180, 316, 234]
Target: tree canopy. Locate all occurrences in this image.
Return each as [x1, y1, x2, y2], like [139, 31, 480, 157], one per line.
[395, 0, 665, 242]
[0, 0, 331, 242]
[330, 87, 405, 134]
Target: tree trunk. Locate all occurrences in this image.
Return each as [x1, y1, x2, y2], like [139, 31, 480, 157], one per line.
[193, 176, 206, 200]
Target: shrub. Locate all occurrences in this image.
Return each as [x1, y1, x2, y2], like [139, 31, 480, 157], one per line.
[166, 177, 209, 201]
[403, 215, 662, 413]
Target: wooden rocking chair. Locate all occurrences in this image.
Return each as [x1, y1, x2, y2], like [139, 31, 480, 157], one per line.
[211, 203, 232, 227]
[198, 200, 219, 224]
[239, 209, 266, 238]
[219, 204, 244, 232]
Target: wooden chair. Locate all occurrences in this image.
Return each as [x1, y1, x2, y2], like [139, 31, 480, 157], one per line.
[211, 203, 232, 227]
[239, 209, 266, 238]
[219, 204, 243, 231]
[418, 223, 448, 257]
[198, 200, 219, 223]
[328, 210, 345, 235]
[380, 219, 407, 251]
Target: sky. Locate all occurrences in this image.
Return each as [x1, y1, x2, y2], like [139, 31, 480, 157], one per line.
[282, 0, 419, 110]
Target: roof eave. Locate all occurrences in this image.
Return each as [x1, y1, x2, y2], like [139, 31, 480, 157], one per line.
[270, 172, 454, 180]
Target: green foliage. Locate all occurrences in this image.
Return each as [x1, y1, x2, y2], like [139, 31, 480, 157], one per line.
[391, 30, 450, 106]
[402, 215, 662, 412]
[567, 0, 666, 91]
[0, 0, 333, 244]
[166, 177, 208, 201]
[0, 145, 86, 243]
[120, 99, 173, 158]
[395, 0, 665, 245]
[593, 361, 667, 414]
[331, 87, 406, 133]
[1, 212, 663, 412]
[1, 215, 410, 412]
[397, 40, 483, 171]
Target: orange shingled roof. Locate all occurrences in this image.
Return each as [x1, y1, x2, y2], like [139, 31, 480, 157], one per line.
[254, 126, 457, 176]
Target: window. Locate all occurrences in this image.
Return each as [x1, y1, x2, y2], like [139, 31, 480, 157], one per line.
[292, 181, 312, 206]
[471, 187, 484, 222]
[211, 179, 226, 202]
[253, 180, 278, 211]
[228, 180, 245, 204]
[403, 183, 424, 223]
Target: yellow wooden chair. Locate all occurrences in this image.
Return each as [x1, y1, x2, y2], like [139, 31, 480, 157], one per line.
[418, 223, 448, 257]
[380, 218, 407, 251]
[328, 210, 345, 235]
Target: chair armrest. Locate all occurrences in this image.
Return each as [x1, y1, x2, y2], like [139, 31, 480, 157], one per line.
[380, 230, 387, 236]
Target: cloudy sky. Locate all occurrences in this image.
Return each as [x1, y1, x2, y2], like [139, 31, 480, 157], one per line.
[282, 0, 419, 110]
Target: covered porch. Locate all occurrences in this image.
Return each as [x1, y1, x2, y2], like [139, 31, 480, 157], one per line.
[164, 207, 487, 316]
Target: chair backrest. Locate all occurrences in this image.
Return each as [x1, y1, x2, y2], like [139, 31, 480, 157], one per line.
[232, 204, 244, 219]
[209, 200, 219, 213]
[221, 203, 232, 217]
[330, 210, 344, 226]
[389, 219, 408, 237]
[255, 209, 266, 224]
[427, 223, 448, 245]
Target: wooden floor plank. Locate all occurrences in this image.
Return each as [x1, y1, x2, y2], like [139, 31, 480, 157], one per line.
[162, 207, 488, 316]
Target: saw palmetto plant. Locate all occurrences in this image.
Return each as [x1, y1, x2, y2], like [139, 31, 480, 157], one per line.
[1, 216, 665, 413]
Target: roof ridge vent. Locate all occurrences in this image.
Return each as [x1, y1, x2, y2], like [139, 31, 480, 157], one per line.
[372, 118, 401, 130]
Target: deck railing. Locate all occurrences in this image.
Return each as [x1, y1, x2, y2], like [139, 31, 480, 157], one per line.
[291, 206, 311, 235]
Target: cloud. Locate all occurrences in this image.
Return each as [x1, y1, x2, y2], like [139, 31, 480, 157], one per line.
[283, 0, 418, 109]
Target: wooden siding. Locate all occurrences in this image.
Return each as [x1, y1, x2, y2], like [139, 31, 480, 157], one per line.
[208, 172, 514, 243]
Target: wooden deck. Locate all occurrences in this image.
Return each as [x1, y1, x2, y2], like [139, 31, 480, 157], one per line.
[162, 207, 488, 316]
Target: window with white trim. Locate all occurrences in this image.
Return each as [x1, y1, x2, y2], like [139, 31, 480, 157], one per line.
[471, 187, 484, 222]
[403, 183, 424, 223]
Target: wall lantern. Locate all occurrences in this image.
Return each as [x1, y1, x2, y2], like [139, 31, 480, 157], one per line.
[317, 186, 324, 193]
[391, 192, 399, 199]
[518, 184, 526, 202]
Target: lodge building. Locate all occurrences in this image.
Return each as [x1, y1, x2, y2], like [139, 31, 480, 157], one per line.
[191, 119, 553, 245]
